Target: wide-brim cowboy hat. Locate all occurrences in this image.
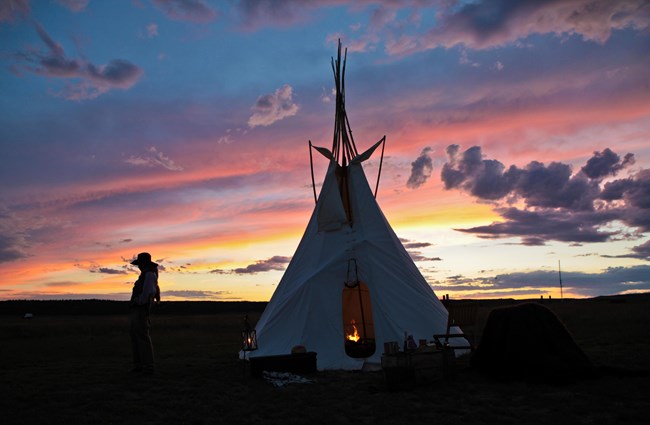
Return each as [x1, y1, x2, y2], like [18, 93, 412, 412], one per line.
[131, 252, 158, 266]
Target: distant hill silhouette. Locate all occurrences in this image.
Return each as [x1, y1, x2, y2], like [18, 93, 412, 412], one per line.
[2, 293, 648, 317]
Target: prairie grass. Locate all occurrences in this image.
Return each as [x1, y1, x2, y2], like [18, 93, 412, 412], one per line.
[1, 296, 649, 425]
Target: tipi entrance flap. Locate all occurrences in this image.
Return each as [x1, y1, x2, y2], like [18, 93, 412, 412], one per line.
[316, 160, 348, 231]
[312, 144, 334, 161]
[351, 137, 385, 165]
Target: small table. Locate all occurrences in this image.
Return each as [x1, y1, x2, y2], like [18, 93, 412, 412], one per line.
[381, 348, 455, 390]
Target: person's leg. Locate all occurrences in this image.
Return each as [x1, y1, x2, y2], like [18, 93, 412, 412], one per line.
[130, 309, 143, 371]
[141, 311, 154, 373]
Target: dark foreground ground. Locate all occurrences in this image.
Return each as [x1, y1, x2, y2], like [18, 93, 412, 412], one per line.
[1, 295, 649, 425]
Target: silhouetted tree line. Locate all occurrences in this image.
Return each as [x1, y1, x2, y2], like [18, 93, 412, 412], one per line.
[0, 300, 267, 316]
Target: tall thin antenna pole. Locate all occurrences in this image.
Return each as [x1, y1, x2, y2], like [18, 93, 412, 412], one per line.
[558, 260, 563, 300]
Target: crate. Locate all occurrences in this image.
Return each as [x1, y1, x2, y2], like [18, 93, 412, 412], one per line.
[381, 349, 454, 390]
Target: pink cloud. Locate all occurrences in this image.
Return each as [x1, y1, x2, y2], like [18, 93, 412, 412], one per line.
[125, 147, 185, 171]
[248, 84, 300, 128]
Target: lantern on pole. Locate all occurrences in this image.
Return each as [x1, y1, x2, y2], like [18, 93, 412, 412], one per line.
[241, 314, 258, 352]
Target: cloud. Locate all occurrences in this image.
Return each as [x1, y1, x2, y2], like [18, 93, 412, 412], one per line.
[603, 240, 650, 261]
[0, 233, 28, 262]
[145, 23, 159, 38]
[406, 147, 433, 189]
[0, 0, 30, 22]
[85, 60, 143, 88]
[227, 1, 650, 53]
[389, 0, 650, 54]
[55, 0, 89, 12]
[0, 209, 32, 263]
[162, 290, 235, 299]
[217, 128, 247, 145]
[581, 148, 635, 179]
[409, 252, 442, 262]
[442, 145, 645, 245]
[248, 85, 299, 128]
[235, 0, 308, 28]
[430, 265, 650, 298]
[12, 22, 143, 100]
[210, 256, 291, 275]
[125, 147, 184, 171]
[494, 265, 650, 293]
[628, 240, 650, 260]
[442, 144, 521, 201]
[90, 267, 128, 275]
[456, 207, 618, 245]
[151, 0, 217, 23]
[402, 241, 433, 250]
[400, 237, 440, 262]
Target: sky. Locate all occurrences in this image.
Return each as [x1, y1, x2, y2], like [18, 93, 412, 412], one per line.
[1, 0, 649, 302]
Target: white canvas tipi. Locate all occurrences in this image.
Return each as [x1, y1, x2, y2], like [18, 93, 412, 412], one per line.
[248, 43, 449, 370]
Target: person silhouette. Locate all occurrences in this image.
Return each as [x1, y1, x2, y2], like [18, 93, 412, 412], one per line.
[129, 252, 159, 374]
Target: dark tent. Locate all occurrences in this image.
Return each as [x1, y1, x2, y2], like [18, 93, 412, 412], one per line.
[471, 303, 593, 382]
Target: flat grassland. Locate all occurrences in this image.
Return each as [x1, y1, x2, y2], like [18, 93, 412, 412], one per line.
[1, 295, 649, 425]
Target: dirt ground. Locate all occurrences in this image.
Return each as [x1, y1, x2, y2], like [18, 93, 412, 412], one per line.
[1, 295, 649, 424]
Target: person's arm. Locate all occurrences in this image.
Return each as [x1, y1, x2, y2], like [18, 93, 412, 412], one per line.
[138, 272, 157, 305]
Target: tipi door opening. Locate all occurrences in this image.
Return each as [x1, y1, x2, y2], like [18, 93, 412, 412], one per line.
[342, 260, 376, 358]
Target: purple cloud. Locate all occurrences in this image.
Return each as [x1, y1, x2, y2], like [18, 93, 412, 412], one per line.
[400, 237, 440, 262]
[604, 240, 650, 261]
[402, 241, 433, 250]
[90, 267, 128, 275]
[0, 209, 32, 263]
[55, 0, 89, 12]
[582, 148, 635, 179]
[235, 0, 309, 28]
[430, 265, 650, 297]
[13, 22, 143, 100]
[407, 147, 433, 189]
[151, 0, 217, 23]
[0, 0, 30, 22]
[628, 240, 650, 261]
[456, 207, 619, 245]
[210, 256, 291, 275]
[442, 145, 520, 200]
[442, 145, 646, 245]
[0, 233, 28, 262]
[387, 0, 650, 54]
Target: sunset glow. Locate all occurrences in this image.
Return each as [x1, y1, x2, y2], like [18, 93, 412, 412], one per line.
[1, 1, 649, 301]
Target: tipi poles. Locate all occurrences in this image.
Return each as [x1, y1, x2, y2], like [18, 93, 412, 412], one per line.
[331, 39, 358, 164]
[308, 140, 318, 204]
[331, 47, 342, 162]
[373, 136, 386, 199]
[558, 260, 563, 300]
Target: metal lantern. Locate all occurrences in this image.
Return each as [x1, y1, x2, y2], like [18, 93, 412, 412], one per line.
[241, 314, 258, 352]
